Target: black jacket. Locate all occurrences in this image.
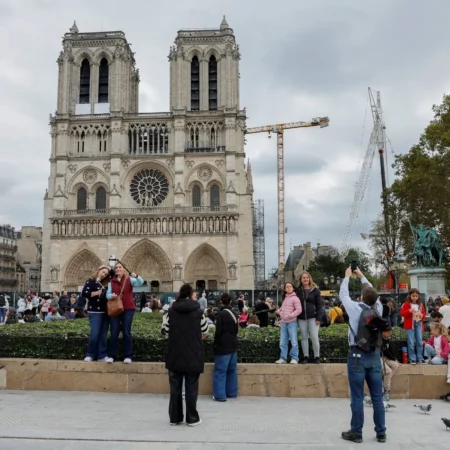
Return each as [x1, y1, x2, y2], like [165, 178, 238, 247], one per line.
[81, 279, 107, 313]
[296, 286, 324, 321]
[214, 306, 238, 355]
[381, 338, 396, 361]
[163, 298, 208, 374]
[254, 300, 270, 327]
[58, 295, 70, 311]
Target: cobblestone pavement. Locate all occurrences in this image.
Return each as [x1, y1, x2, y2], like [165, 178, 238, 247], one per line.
[0, 391, 448, 449]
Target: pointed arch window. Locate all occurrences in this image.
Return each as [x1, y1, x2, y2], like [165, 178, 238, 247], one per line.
[79, 59, 91, 104]
[191, 56, 200, 111]
[95, 187, 107, 210]
[208, 55, 217, 110]
[77, 187, 87, 211]
[192, 185, 201, 207]
[210, 184, 220, 210]
[98, 58, 109, 103]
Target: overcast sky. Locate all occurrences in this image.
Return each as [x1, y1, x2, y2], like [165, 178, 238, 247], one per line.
[1, 0, 449, 275]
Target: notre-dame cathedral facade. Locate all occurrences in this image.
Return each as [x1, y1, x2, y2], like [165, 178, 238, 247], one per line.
[40, 17, 255, 293]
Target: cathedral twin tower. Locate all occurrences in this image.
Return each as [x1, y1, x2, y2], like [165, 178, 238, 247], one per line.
[41, 18, 255, 293]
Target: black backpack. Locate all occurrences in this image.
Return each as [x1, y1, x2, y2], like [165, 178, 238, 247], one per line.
[0, 295, 6, 307]
[350, 303, 383, 352]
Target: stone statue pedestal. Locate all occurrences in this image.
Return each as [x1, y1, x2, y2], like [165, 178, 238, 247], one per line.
[408, 267, 446, 300]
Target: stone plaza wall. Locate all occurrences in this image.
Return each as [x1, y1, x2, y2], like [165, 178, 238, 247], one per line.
[0, 359, 447, 399]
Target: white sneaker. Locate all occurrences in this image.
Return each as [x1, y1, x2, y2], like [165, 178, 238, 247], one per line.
[290, 359, 298, 364]
[106, 357, 114, 364]
[98, 357, 109, 362]
[84, 357, 93, 362]
[187, 419, 202, 427]
[123, 358, 132, 364]
[275, 359, 287, 364]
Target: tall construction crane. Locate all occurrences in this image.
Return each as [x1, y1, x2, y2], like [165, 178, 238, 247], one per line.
[245, 117, 330, 286]
[340, 88, 390, 259]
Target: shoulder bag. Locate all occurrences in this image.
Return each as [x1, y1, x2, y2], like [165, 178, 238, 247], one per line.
[107, 276, 127, 317]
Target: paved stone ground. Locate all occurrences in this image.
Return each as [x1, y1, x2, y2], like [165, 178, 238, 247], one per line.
[0, 391, 448, 449]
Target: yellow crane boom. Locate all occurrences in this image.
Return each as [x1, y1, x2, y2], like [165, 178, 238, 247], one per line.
[245, 116, 330, 286]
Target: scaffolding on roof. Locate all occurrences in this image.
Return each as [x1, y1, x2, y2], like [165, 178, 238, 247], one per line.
[252, 199, 265, 289]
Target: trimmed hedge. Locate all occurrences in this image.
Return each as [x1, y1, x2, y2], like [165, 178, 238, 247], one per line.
[0, 314, 422, 363]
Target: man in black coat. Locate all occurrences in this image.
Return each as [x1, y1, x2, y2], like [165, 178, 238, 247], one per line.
[254, 298, 270, 327]
[162, 284, 208, 427]
[213, 293, 239, 401]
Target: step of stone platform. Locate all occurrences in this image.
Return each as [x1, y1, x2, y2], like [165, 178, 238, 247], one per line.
[0, 359, 447, 399]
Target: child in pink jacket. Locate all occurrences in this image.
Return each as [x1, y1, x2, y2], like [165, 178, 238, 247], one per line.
[275, 282, 302, 364]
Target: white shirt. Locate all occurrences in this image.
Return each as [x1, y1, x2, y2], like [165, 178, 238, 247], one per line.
[434, 335, 442, 357]
[439, 304, 450, 328]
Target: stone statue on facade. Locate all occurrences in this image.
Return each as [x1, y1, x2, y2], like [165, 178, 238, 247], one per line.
[409, 221, 445, 267]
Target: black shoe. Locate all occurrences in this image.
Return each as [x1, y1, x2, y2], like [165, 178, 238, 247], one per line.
[341, 430, 363, 443]
[376, 434, 387, 443]
[314, 357, 320, 364]
[301, 357, 308, 364]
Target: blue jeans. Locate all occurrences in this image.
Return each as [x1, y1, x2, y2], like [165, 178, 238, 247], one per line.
[347, 348, 385, 436]
[280, 321, 299, 361]
[109, 309, 135, 360]
[406, 321, 423, 362]
[423, 344, 445, 364]
[0, 308, 5, 323]
[86, 313, 109, 360]
[213, 352, 238, 400]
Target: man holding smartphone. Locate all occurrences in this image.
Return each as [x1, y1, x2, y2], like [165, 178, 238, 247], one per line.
[339, 266, 389, 444]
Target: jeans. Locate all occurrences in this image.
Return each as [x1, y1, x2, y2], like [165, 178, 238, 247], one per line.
[109, 309, 135, 360]
[423, 344, 445, 364]
[406, 321, 423, 362]
[0, 308, 5, 323]
[298, 318, 320, 358]
[213, 352, 238, 400]
[168, 371, 200, 424]
[347, 348, 385, 436]
[280, 321, 299, 361]
[86, 313, 109, 360]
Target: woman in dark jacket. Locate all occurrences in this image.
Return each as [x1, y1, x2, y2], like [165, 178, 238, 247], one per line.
[81, 265, 111, 362]
[296, 271, 324, 364]
[162, 283, 208, 427]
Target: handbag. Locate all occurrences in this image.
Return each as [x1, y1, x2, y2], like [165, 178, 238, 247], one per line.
[107, 276, 127, 317]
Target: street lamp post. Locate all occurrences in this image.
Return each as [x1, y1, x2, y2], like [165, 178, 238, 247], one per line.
[323, 275, 341, 292]
[389, 255, 408, 301]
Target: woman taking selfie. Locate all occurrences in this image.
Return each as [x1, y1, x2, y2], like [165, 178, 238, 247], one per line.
[82, 265, 111, 362]
[296, 271, 324, 364]
[106, 262, 143, 364]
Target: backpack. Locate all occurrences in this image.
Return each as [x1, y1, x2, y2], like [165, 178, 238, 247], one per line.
[0, 295, 6, 307]
[333, 307, 345, 324]
[350, 304, 383, 352]
[320, 309, 330, 327]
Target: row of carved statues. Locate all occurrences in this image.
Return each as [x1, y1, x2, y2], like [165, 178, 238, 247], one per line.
[51, 215, 238, 236]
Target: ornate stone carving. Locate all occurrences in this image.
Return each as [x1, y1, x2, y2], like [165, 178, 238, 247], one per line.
[228, 263, 237, 280]
[186, 160, 195, 169]
[68, 164, 78, 173]
[173, 265, 182, 281]
[166, 159, 175, 170]
[198, 166, 213, 181]
[122, 159, 130, 169]
[130, 169, 169, 206]
[103, 163, 111, 172]
[215, 160, 224, 169]
[50, 267, 59, 282]
[83, 169, 97, 184]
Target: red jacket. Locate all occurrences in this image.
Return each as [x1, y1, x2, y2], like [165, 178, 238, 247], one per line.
[110, 276, 135, 310]
[424, 335, 449, 361]
[400, 301, 426, 330]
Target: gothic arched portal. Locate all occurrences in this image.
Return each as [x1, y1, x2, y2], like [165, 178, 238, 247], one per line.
[64, 249, 102, 291]
[121, 239, 172, 292]
[185, 243, 227, 290]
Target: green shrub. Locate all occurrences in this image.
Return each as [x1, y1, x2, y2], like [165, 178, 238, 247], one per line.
[0, 314, 420, 363]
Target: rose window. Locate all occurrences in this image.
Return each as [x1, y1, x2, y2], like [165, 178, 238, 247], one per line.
[130, 169, 169, 206]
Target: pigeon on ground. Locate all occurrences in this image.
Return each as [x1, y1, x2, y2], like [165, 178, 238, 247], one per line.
[414, 404, 432, 414]
[384, 402, 396, 411]
[442, 418, 450, 430]
[364, 395, 372, 406]
[440, 393, 450, 402]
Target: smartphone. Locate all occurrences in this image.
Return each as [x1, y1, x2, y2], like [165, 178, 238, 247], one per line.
[351, 260, 358, 272]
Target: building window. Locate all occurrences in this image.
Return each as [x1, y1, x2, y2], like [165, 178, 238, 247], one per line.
[77, 187, 87, 211]
[210, 184, 220, 210]
[95, 187, 106, 210]
[98, 58, 109, 103]
[79, 59, 90, 104]
[208, 55, 217, 111]
[150, 280, 160, 292]
[192, 185, 201, 207]
[191, 56, 200, 111]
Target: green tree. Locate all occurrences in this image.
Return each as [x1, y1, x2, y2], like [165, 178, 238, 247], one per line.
[390, 95, 450, 258]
